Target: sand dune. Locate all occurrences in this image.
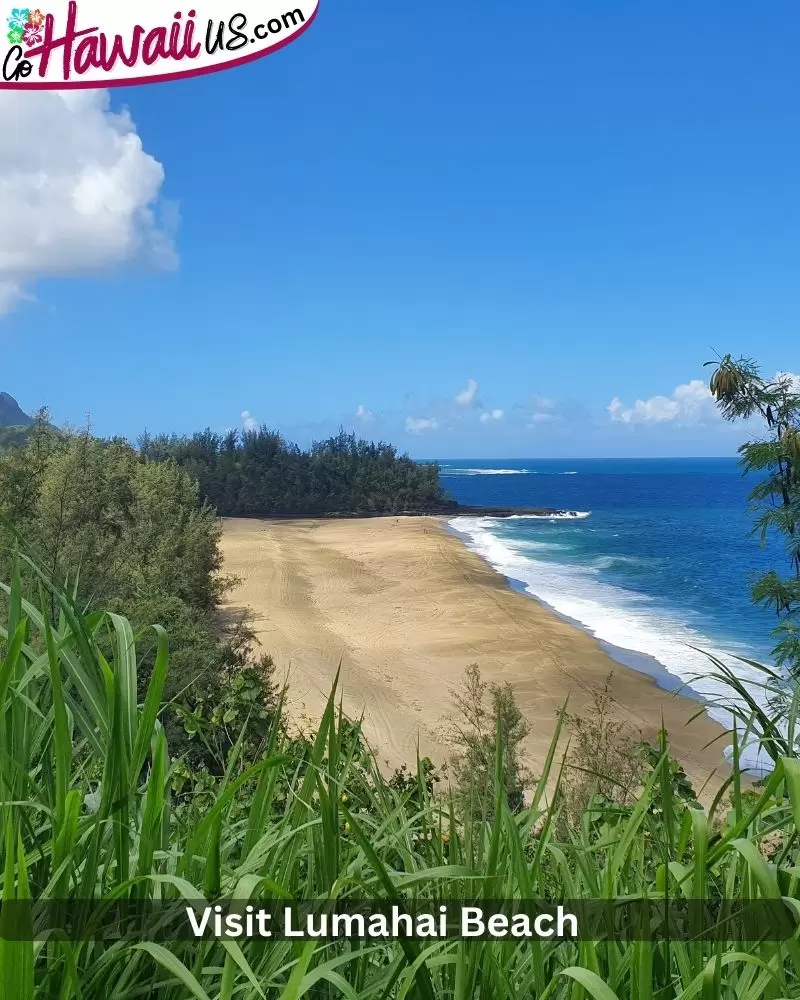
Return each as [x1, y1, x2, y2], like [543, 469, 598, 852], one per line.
[220, 516, 727, 790]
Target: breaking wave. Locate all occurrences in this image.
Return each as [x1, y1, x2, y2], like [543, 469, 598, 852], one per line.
[447, 515, 780, 773]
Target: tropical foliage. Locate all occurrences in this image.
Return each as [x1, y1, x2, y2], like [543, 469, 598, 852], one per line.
[0, 424, 276, 772]
[707, 356, 800, 674]
[2, 561, 800, 998]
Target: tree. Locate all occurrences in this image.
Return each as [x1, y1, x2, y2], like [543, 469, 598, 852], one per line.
[444, 664, 531, 825]
[706, 355, 800, 673]
[139, 425, 451, 517]
[0, 427, 281, 775]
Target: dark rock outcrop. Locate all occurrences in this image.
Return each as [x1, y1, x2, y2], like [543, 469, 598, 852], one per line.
[0, 392, 32, 427]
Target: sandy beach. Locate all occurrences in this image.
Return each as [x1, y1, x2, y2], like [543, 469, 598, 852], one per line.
[221, 516, 727, 790]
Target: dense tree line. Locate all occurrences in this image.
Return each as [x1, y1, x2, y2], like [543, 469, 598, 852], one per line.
[0, 418, 452, 767]
[0, 418, 276, 768]
[138, 426, 452, 516]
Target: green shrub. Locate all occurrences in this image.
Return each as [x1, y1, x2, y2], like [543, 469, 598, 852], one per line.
[443, 663, 532, 827]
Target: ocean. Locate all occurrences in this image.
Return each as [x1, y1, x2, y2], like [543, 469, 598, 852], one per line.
[438, 457, 784, 765]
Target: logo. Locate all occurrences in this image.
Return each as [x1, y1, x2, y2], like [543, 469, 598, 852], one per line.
[1, 0, 318, 88]
[7, 8, 47, 48]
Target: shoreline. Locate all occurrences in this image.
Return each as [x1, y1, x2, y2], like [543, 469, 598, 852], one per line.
[513, 576, 703, 701]
[443, 519, 706, 707]
[220, 515, 728, 793]
[216, 505, 586, 520]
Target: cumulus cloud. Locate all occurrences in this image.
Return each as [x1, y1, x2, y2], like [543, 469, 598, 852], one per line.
[0, 90, 175, 314]
[405, 416, 439, 434]
[608, 379, 715, 425]
[241, 410, 257, 431]
[528, 412, 556, 426]
[455, 378, 479, 406]
[479, 409, 504, 423]
[355, 404, 375, 423]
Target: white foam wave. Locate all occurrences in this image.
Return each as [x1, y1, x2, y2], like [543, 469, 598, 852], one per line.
[441, 467, 579, 477]
[440, 467, 580, 476]
[448, 516, 778, 772]
[442, 468, 536, 476]
[506, 511, 591, 520]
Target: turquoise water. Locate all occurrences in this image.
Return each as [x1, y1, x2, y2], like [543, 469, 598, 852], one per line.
[438, 458, 783, 746]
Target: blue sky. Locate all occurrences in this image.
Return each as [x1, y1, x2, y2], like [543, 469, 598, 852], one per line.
[1, 0, 798, 458]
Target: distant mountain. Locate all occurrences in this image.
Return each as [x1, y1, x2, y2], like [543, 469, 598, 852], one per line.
[0, 392, 32, 427]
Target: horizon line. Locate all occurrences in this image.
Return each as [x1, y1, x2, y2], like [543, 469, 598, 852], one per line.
[415, 455, 738, 462]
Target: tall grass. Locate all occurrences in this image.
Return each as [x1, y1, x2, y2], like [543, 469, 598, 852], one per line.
[2, 553, 800, 998]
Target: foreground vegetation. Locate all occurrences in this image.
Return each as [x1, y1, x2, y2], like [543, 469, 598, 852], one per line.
[2, 557, 800, 998]
[0, 420, 279, 774]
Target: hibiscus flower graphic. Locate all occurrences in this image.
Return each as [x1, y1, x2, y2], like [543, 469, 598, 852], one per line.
[6, 24, 23, 43]
[6, 7, 30, 30]
[22, 20, 41, 43]
[27, 6, 44, 25]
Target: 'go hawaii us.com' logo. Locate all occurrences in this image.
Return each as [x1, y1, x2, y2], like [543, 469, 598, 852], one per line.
[1, 0, 318, 88]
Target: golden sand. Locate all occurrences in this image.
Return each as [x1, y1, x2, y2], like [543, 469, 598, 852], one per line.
[220, 516, 727, 791]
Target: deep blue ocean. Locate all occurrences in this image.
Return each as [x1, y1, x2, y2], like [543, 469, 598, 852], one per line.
[436, 457, 783, 739]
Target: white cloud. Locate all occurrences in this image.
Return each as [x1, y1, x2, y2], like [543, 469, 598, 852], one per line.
[479, 408, 504, 423]
[355, 404, 375, 423]
[528, 412, 556, 425]
[405, 416, 439, 434]
[608, 379, 715, 425]
[0, 90, 175, 315]
[607, 394, 679, 423]
[455, 378, 478, 406]
[241, 410, 257, 431]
